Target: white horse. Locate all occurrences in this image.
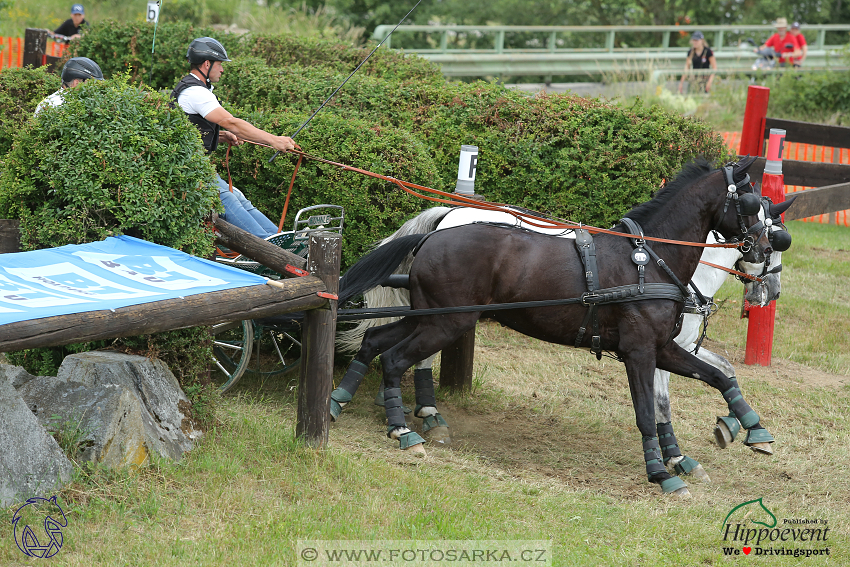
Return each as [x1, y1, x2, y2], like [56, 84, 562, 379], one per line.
[336, 202, 790, 482]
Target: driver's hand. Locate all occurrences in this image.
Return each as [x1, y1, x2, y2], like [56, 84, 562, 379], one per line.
[273, 136, 301, 153]
[220, 131, 242, 146]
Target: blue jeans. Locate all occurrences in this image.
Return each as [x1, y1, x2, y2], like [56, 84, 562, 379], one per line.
[215, 175, 278, 239]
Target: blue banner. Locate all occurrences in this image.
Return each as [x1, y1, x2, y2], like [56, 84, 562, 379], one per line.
[0, 236, 268, 326]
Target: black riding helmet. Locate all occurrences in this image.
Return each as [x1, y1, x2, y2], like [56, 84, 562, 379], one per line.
[187, 37, 231, 66]
[61, 57, 104, 85]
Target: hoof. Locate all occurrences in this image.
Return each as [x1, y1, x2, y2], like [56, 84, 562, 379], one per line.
[660, 476, 689, 496]
[714, 415, 740, 449]
[405, 443, 427, 457]
[748, 442, 774, 455]
[689, 464, 712, 483]
[421, 413, 451, 445]
[671, 486, 691, 498]
[424, 426, 451, 445]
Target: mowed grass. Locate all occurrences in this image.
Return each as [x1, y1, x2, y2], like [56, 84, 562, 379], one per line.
[1, 223, 848, 566]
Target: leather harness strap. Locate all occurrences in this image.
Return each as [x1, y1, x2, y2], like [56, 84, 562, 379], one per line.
[574, 229, 602, 358]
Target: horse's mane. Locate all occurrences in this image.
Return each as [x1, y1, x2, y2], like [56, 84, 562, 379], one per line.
[623, 157, 755, 226]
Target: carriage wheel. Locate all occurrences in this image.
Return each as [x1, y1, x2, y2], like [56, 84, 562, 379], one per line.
[211, 320, 254, 393]
[248, 328, 301, 378]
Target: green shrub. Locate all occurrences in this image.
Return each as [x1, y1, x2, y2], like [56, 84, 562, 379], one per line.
[0, 75, 220, 385]
[0, 66, 60, 155]
[71, 20, 226, 90]
[230, 34, 443, 83]
[767, 70, 850, 124]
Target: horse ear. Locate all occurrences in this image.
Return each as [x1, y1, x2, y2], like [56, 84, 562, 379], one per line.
[734, 155, 758, 175]
[769, 195, 796, 219]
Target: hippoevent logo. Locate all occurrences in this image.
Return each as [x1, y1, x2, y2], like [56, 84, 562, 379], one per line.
[11, 496, 68, 559]
[721, 498, 831, 558]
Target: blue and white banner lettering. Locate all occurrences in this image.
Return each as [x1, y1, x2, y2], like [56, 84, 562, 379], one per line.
[0, 236, 268, 325]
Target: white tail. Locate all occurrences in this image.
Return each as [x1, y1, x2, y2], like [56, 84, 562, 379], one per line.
[336, 207, 453, 352]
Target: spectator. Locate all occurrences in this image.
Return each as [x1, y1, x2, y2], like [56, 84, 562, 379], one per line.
[790, 22, 807, 67]
[172, 37, 298, 239]
[35, 57, 103, 115]
[757, 18, 801, 67]
[678, 31, 717, 94]
[52, 4, 88, 41]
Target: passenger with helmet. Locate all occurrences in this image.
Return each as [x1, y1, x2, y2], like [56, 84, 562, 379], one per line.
[34, 56, 103, 115]
[172, 37, 297, 239]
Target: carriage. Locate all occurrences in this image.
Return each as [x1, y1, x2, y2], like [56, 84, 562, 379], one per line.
[210, 204, 344, 393]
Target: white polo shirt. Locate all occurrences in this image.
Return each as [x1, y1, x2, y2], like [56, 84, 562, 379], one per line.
[34, 90, 65, 115]
[175, 76, 222, 119]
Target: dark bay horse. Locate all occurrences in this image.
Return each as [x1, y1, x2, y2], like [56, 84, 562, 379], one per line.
[336, 158, 774, 496]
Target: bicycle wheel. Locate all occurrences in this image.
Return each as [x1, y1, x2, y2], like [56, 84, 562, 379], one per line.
[212, 320, 254, 393]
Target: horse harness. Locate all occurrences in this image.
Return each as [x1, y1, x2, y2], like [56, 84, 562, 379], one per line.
[573, 219, 701, 361]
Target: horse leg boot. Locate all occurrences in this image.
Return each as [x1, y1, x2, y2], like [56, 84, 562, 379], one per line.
[657, 343, 775, 456]
[653, 368, 710, 482]
[692, 349, 748, 449]
[331, 318, 417, 421]
[384, 386, 426, 455]
[413, 362, 450, 445]
[625, 352, 690, 497]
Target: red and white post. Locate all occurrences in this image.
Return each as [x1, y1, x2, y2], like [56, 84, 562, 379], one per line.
[738, 85, 786, 366]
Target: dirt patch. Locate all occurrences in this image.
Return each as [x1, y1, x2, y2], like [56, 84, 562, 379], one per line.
[699, 338, 849, 388]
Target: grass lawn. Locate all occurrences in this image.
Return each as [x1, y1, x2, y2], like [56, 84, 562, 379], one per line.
[1, 222, 848, 566]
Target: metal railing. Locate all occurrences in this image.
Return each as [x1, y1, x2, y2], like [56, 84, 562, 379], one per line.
[371, 24, 850, 77]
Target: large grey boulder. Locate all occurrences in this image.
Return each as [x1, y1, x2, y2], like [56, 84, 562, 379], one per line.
[17, 378, 149, 467]
[60, 351, 201, 460]
[0, 363, 35, 389]
[18, 351, 202, 466]
[0, 372, 72, 508]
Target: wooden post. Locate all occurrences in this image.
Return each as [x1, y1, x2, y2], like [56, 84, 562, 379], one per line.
[439, 328, 475, 392]
[297, 232, 341, 448]
[23, 29, 48, 69]
[0, 220, 20, 254]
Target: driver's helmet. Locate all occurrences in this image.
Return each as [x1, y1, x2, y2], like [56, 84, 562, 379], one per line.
[187, 37, 231, 66]
[61, 57, 104, 83]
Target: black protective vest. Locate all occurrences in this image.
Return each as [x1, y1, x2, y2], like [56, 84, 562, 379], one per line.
[171, 74, 220, 153]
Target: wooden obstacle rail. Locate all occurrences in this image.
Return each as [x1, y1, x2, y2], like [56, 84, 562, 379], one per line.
[724, 118, 850, 226]
[0, 217, 341, 448]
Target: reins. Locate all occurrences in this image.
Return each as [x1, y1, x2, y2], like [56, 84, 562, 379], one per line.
[246, 143, 749, 249]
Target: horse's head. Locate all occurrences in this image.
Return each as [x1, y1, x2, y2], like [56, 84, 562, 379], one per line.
[735, 196, 795, 306]
[709, 158, 782, 273]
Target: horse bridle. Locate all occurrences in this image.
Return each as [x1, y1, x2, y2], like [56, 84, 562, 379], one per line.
[712, 164, 764, 254]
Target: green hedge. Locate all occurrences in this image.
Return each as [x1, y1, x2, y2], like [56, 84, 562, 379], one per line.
[0, 67, 61, 155]
[0, 75, 220, 384]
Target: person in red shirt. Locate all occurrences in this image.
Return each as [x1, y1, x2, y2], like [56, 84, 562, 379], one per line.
[757, 18, 802, 67]
[790, 22, 808, 67]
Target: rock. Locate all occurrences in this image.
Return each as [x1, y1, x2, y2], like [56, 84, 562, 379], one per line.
[56, 351, 203, 460]
[17, 378, 148, 467]
[0, 363, 35, 389]
[0, 372, 72, 508]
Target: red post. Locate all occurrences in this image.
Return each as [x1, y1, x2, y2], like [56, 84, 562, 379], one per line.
[744, 127, 786, 366]
[739, 85, 770, 157]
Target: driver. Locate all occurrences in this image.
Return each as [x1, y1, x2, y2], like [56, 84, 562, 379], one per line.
[172, 37, 297, 239]
[35, 56, 103, 115]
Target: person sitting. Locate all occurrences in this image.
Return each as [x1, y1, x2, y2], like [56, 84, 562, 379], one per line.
[171, 37, 298, 239]
[51, 4, 88, 41]
[678, 31, 717, 94]
[789, 22, 807, 67]
[35, 57, 103, 115]
[757, 18, 802, 68]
